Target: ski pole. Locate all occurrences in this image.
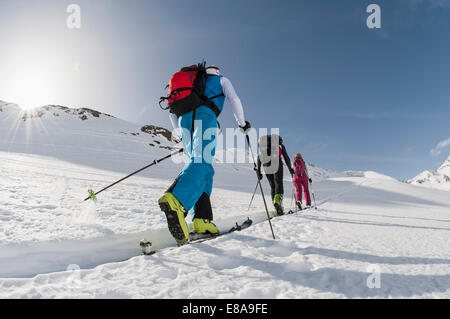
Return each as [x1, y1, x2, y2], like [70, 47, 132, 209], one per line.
[245, 135, 276, 240]
[290, 186, 294, 209]
[290, 177, 296, 210]
[309, 180, 318, 210]
[247, 181, 259, 211]
[84, 148, 184, 201]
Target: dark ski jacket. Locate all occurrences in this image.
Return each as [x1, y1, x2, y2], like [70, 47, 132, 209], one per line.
[257, 144, 293, 175]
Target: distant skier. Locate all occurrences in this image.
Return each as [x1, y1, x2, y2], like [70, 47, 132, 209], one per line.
[256, 134, 294, 216]
[158, 63, 251, 245]
[293, 153, 312, 210]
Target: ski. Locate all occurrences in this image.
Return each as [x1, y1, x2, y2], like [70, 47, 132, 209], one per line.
[287, 205, 315, 215]
[189, 217, 253, 243]
[140, 218, 253, 256]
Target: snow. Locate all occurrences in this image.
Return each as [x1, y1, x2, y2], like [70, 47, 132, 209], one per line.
[409, 156, 450, 191]
[438, 156, 450, 176]
[0, 102, 449, 298]
[362, 171, 398, 181]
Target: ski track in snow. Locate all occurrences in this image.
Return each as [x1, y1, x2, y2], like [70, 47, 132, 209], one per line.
[0, 152, 449, 298]
[0, 151, 271, 277]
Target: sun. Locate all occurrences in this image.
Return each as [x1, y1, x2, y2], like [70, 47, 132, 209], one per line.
[8, 66, 56, 110]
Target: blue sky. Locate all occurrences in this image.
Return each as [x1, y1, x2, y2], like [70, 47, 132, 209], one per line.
[1, 0, 449, 179]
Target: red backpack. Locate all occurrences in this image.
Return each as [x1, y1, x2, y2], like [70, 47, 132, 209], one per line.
[294, 158, 306, 176]
[159, 62, 221, 117]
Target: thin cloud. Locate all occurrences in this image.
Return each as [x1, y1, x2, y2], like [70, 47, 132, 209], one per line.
[430, 137, 450, 156]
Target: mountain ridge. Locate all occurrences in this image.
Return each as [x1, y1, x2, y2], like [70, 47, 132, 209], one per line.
[408, 156, 450, 191]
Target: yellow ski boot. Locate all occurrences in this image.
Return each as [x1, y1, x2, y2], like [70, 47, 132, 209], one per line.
[193, 218, 219, 235]
[158, 192, 189, 245]
[273, 194, 284, 216]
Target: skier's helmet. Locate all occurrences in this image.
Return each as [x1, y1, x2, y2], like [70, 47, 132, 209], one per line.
[206, 65, 220, 75]
[268, 134, 282, 145]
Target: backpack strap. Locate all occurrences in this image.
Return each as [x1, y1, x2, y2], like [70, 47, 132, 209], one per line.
[191, 106, 197, 150]
[209, 93, 225, 100]
[159, 87, 201, 108]
[204, 99, 221, 117]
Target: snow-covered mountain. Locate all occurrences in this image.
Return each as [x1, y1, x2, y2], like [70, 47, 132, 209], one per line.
[0, 100, 177, 148]
[0, 100, 180, 174]
[408, 156, 450, 191]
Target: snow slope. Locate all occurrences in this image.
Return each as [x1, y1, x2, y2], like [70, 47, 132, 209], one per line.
[1, 158, 449, 298]
[409, 157, 450, 191]
[0, 101, 179, 174]
[0, 101, 449, 298]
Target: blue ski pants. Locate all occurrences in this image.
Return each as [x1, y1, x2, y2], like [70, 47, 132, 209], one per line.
[170, 106, 217, 212]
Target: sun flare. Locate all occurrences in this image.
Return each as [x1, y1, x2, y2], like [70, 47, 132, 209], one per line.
[9, 66, 56, 110]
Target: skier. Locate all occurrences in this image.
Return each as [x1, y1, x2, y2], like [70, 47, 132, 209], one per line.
[256, 134, 294, 216]
[158, 63, 251, 245]
[293, 153, 312, 210]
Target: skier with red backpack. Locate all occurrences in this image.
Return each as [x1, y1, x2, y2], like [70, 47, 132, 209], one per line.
[293, 153, 312, 210]
[158, 62, 251, 245]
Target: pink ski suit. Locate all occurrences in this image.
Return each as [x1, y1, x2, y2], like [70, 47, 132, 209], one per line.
[293, 154, 311, 206]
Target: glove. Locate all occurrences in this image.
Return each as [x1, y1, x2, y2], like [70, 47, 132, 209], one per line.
[309, 178, 312, 183]
[254, 167, 263, 180]
[289, 168, 295, 178]
[239, 121, 251, 134]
